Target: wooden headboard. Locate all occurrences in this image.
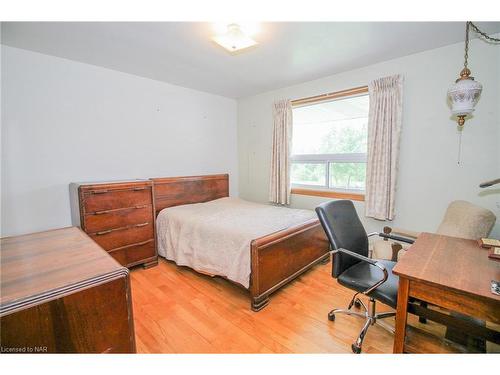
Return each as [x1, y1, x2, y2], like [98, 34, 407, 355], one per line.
[151, 174, 229, 216]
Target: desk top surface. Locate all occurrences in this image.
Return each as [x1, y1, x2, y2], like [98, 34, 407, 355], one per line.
[0, 227, 126, 314]
[392, 232, 500, 301]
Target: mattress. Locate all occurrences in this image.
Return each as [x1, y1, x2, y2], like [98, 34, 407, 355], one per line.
[156, 197, 316, 288]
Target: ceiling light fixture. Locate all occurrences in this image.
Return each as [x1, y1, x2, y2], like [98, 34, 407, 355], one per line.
[447, 22, 500, 128]
[212, 23, 258, 53]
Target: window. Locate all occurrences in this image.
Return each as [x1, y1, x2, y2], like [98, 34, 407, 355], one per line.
[290, 87, 369, 200]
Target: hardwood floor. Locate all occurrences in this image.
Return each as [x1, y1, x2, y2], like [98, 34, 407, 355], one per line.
[130, 257, 396, 353]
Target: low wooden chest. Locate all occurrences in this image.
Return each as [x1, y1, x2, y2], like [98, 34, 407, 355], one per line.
[0, 227, 136, 353]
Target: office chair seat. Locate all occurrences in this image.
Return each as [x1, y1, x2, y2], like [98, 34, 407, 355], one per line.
[337, 259, 398, 308]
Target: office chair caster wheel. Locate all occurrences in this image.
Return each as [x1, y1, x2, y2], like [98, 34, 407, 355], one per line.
[354, 300, 362, 309]
[351, 344, 362, 354]
[328, 311, 335, 321]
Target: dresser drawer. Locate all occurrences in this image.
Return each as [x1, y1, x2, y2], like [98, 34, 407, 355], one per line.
[84, 205, 153, 232]
[83, 187, 152, 213]
[126, 240, 156, 265]
[108, 248, 128, 266]
[90, 223, 154, 250]
[108, 240, 156, 267]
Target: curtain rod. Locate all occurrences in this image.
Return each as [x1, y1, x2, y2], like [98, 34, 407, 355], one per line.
[291, 85, 368, 106]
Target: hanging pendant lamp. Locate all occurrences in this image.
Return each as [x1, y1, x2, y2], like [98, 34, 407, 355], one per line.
[447, 22, 500, 128]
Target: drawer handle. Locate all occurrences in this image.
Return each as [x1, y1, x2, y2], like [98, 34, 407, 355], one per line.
[96, 229, 112, 236]
[134, 239, 154, 246]
[135, 222, 149, 228]
[133, 187, 146, 191]
[91, 189, 109, 194]
[94, 209, 112, 215]
[93, 205, 147, 215]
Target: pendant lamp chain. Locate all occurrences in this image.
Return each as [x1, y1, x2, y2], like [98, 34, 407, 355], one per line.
[468, 22, 500, 43]
[463, 22, 470, 71]
[462, 22, 500, 76]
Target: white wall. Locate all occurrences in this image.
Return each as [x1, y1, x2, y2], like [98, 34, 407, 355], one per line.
[238, 37, 500, 237]
[1, 45, 238, 236]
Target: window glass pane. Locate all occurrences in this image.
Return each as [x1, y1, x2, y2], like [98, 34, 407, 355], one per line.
[329, 162, 366, 190]
[291, 163, 326, 186]
[292, 95, 368, 155]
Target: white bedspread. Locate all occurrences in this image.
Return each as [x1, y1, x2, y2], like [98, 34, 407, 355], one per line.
[156, 197, 316, 288]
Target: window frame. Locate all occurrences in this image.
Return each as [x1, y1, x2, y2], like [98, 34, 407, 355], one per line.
[290, 86, 369, 201]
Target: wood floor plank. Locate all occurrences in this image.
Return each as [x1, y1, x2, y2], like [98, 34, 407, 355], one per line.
[130, 258, 395, 353]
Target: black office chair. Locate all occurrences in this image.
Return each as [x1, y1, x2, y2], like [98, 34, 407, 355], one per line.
[315, 200, 412, 354]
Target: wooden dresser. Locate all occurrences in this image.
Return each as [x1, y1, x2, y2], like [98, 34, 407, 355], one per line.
[0, 227, 136, 353]
[70, 180, 158, 269]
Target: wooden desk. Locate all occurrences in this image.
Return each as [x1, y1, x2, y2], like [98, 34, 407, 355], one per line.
[0, 227, 136, 353]
[392, 233, 500, 353]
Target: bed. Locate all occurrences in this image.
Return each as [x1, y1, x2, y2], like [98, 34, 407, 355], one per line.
[151, 174, 329, 311]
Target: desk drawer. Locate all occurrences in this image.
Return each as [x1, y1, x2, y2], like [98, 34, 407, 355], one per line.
[83, 187, 152, 213]
[108, 240, 156, 267]
[409, 280, 500, 325]
[84, 205, 153, 232]
[90, 223, 153, 250]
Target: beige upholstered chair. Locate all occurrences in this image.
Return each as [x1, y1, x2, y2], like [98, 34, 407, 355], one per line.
[373, 200, 496, 261]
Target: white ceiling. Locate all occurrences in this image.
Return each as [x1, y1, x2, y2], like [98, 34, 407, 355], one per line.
[2, 22, 500, 98]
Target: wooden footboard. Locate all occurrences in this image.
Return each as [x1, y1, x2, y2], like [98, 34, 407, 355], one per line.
[249, 218, 330, 311]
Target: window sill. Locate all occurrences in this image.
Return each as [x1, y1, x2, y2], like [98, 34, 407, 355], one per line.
[291, 188, 365, 201]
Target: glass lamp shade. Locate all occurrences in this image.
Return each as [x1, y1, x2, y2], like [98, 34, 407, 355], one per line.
[447, 77, 483, 117]
[212, 24, 258, 53]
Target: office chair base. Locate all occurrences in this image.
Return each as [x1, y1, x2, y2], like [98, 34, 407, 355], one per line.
[328, 295, 396, 354]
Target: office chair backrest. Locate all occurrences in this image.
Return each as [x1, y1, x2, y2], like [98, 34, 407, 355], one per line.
[315, 200, 369, 278]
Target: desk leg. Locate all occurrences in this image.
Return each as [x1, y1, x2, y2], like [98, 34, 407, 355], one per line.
[393, 278, 409, 353]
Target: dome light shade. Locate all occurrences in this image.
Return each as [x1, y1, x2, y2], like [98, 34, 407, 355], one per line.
[212, 23, 258, 53]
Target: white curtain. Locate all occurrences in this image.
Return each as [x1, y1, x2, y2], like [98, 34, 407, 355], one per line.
[365, 75, 404, 221]
[269, 99, 293, 205]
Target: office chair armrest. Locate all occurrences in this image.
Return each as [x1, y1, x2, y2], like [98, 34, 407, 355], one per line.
[383, 226, 420, 240]
[378, 232, 415, 244]
[332, 248, 389, 296]
[368, 231, 414, 244]
[332, 247, 378, 265]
